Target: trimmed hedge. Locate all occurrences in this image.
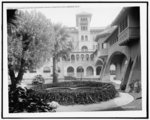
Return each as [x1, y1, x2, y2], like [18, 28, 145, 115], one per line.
[31, 81, 118, 105]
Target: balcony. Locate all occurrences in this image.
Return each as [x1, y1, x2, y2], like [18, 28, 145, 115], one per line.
[118, 27, 140, 46]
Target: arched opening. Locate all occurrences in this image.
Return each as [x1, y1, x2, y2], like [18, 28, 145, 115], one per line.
[85, 35, 88, 41]
[86, 54, 89, 61]
[86, 66, 94, 76]
[81, 54, 84, 61]
[67, 66, 74, 76]
[77, 66, 84, 77]
[71, 54, 75, 62]
[43, 67, 51, 73]
[96, 66, 102, 75]
[107, 52, 128, 81]
[81, 46, 88, 52]
[90, 54, 94, 61]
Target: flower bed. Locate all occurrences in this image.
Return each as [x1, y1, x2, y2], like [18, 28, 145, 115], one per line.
[31, 81, 118, 105]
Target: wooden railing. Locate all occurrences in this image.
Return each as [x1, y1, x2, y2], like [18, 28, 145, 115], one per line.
[118, 27, 140, 42]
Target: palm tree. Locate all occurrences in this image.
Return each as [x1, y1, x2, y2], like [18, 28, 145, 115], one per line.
[51, 24, 73, 83]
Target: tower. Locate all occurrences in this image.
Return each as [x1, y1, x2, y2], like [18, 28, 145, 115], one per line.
[76, 12, 93, 51]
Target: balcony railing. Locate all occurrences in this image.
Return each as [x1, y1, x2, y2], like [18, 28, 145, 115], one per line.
[118, 27, 140, 44]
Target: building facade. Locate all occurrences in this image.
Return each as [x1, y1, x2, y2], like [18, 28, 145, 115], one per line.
[23, 12, 105, 81]
[95, 7, 141, 91]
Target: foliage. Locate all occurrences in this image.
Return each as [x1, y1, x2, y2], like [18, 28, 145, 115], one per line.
[31, 81, 118, 105]
[32, 75, 45, 85]
[129, 79, 141, 93]
[7, 10, 53, 88]
[9, 87, 54, 113]
[64, 76, 76, 80]
[51, 24, 73, 83]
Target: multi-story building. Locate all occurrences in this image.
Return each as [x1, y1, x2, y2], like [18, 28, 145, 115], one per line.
[23, 12, 105, 82]
[95, 7, 141, 91]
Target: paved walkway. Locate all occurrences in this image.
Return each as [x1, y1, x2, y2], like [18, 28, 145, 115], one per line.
[56, 92, 134, 112]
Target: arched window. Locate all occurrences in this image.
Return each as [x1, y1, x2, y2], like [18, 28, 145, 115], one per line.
[86, 66, 94, 76]
[71, 54, 75, 62]
[77, 66, 84, 77]
[96, 66, 101, 75]
[43, 67, 51, 73]
[90, 54, 94, 61]
[76, 54, 79, 61]
[81, 46, 88, 52]
[86, 54, 89, 61]
[85, 35, 88, 41]
[81, 35, 84, 41]
[81, 54, 84, 61]
[67, 66, 74, 76]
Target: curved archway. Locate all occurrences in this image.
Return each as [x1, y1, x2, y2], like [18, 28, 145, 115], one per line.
[106, 51, 128, 80]
[90, 54, 94, 61]
[77, 66, 84, 77]
[67, 66, 74, 76]
[43, 67, 51, 73]
[86, 54, 89, 61]
[86, 66, 94, 76]
[96, 66, 102, 75]
[71, 54, 75, 62]
[81, 54, 84, 61]
[81, 46, 88, 52]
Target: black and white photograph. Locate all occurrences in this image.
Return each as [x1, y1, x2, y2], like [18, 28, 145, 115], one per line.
[1, 1, 148, 119]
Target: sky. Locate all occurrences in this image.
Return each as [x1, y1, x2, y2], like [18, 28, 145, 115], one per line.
[9, 3, 129, 28]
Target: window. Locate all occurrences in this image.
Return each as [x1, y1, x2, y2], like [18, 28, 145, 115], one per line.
[90, 54, 94, 61]
[29, 68, 36, 73]
[67, 66, 74, 76]
[43, 67, 51, 73]
[71, 54, 75, 61]
[81, 26, 87, 31]
[85, 35, 88, 41]
[86, 54, 89, 61]
[81, 35, 84, 41]
[102, 43, 107, 49]
[81, 46, 88, 52]
[119, 16, 128, 33]
[81, 54, 84, 61]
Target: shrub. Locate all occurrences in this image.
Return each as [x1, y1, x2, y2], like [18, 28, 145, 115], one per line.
[129, 79, 141, 93]
[31, 81, 118, 105]
[64, 76, 76, 80]
[9, 87, 54, 113]
[32, 75, 45, 85]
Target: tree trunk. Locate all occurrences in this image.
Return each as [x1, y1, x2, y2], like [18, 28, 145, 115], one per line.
[8, 64, 17, 90]
[8, 58, 25, 90]
[16, 58, 25, 83]
[53, 56, 58, 83]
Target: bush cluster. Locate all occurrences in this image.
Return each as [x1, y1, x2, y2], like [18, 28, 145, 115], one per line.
[31, 81, 118, 105]
[32, 75, 45, 85]
[9, 87, 54, 113]
[64, 76, 76, 80]
[129, 79, 141, 93]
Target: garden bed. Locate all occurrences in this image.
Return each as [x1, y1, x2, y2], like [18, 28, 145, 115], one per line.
[31, 81, 119, 105]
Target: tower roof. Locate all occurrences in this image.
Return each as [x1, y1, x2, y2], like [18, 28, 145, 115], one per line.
[76, 12, 92, 16]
